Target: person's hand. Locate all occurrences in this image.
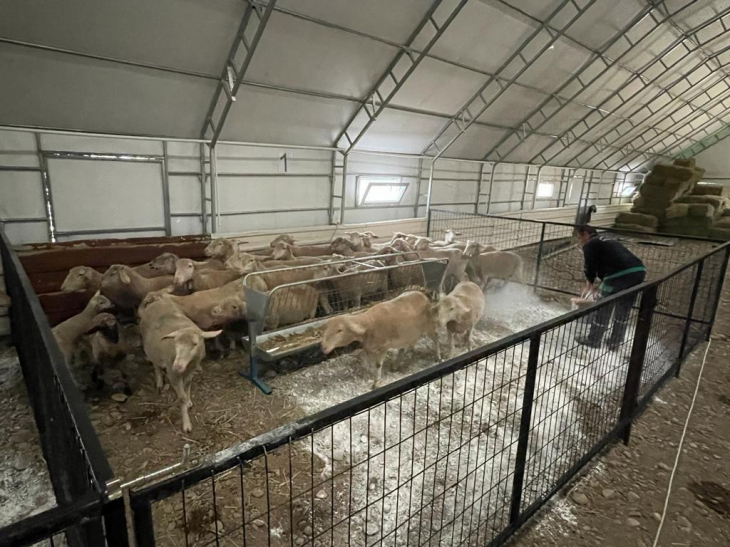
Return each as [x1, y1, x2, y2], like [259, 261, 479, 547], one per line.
[582, 281, 596, 300]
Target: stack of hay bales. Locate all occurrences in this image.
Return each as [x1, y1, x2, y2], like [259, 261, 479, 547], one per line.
[614, 158, 730, 240]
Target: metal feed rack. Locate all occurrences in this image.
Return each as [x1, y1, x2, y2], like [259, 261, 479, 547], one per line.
[239, 253, 448, 394]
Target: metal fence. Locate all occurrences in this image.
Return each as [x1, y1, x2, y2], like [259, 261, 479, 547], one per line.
[0, 227, 125, 547]
[120, 236, 728, 546]
[1, 218, 728, 547]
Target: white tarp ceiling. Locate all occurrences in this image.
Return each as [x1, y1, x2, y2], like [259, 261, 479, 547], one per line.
[1, 0, 729, 171]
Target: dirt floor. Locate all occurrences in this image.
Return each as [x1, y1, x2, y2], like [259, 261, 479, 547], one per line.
[508, 273, 730, 547]
[0, 343, 56, 528]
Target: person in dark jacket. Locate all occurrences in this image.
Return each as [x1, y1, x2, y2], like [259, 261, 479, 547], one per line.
[575, 226, 646, 350]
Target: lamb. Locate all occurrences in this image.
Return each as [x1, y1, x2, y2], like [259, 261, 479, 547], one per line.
[270, 234, 295, 247]
[173, 258, 242, 292]
[83, 313, 140, 393]
[393, 239, 467, 292]
[344, 231, 379, 251]
[162, 292, 247, 331]
[52, 292, 114, 361]
[139, 295, 222, 432]
[101, 264, 174, 310]
[320, 291, 441, 388]
[270, 237, 353, 259]
[433, 281, 485, 356]
[462, 240, 497, 258]
[430, 229, 461, 247]
[468, 251, 524, 288]
[61, 266, 103, 292]
[390, 232, 418, 246]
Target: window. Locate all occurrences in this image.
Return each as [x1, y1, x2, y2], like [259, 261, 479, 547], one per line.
[620, 183, 637, 197]
[357, 176, 408, 206]
[535, 181, 554, 198]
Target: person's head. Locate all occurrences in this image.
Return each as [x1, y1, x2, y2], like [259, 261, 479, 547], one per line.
[574, 225, 598, 246]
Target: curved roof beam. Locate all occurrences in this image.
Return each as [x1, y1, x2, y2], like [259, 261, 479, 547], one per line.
[200, 0, 277, 146]
[331, 0, 469, 154]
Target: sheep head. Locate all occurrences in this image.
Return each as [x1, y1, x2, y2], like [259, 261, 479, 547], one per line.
[204, 238, 234, 259]
[61, 266, 96, 292]
[174, 259, 196, 286]
[270, 234, 295, 247]
[88, 291, 114, 314]
[271, 241, 294, 260]
[162, 327, 222, 374]
[148, 252, 179, 275]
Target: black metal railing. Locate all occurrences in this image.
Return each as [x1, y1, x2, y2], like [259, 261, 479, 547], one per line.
[120, 238, 728, 547]
[2, 215, 728, 547]
[0, 227, 117, 547]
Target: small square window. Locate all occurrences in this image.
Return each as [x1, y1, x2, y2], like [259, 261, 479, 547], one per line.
[536, 182, 554, 198]
[357, 176, 408, 206]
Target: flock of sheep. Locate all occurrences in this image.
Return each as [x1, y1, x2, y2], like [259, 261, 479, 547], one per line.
[52, 230, 524, 432]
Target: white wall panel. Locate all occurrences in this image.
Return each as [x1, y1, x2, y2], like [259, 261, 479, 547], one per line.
[171, 216, 203, 237]
[169, 175, 202, 214]
[0, 172, 45, 219]
[220, 211, 331, 233]
[41, 134, 163, 155]
[217, 176, 330, 213]
[48, 159, 164, 231]
[57, 230, 165, 242]
[2, 222, 49, 244]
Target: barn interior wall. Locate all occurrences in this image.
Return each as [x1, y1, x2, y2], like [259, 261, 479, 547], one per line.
[694, 136, 730, 187]
[1, 129, 631, 245]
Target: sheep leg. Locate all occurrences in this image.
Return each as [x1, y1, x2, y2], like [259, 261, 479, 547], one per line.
[154, 365, 164, 392]
[393, 348, 406, 371]
[370, 351, 387, 389]
[186, 380, 193, 409]
[170, 377, 193, 433]
[319, 293, 333, 315]
[466, 327, 475, 351]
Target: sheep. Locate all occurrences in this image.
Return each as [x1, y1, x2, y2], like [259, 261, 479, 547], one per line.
[270, 237, 353, 260]
[393, 239, 467, 293]
[270, 234, 295, 247]
[134, 252, 179, 278]
[468, 251, 524, 289]
[52, 292, 115, 361]
[265, 285, 320, 330]
[320, 291, 441, 388]
[173, 258, 243, 292]
[433, 281, 485, 356]
[101, 264, 174, 310]
[344, 231, 379, 251]
[462, 241, 497, 258]
[83, 313, 140, 394]
[430, 228, 461, 247]
[61, 266, 103, 292]
[162, 292, 247, 331]
[315, 261, 389, 310]
[204, 238, 240, 261]
[139, 296, 222, 432]
[390, 232, 418, 246]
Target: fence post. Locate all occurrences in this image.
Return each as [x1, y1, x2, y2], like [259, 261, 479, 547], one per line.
[533, 223, 546, 289]
[509, 333, 540, 525]
[618, 285, 657, 444]
[426, 207, 433, 238]
[706, 246, 730, 341]
[677, 259, 704, 372]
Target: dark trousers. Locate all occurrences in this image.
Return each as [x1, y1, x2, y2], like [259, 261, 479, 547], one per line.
[590, 271, 646, 346]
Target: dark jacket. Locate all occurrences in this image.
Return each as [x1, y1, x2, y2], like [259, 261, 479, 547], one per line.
[583, 236, 644, 284]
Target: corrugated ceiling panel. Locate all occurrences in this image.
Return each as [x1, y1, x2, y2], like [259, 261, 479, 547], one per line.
[276, 0, 435, 44]
[444, 124, 507, 160]
[0, 0, 242, 75]
[477, 85, 548, 127]
[422, 0, 537, 74]
[558, 0, 646, 50]
[354, 110, 447, 154]
[220, 86, 355, 146]
[247, 12, 398, 98]
[515, 39, 593, 94]
[390, 58, 490, 116]
[0, 44, 215, 138]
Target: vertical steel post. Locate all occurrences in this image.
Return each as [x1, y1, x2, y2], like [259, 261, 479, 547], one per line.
[533, 223, 547, 289]
[530, 166, 544, 210]
[475, 163, 485, 214]
[486, 163, 497, 214]
[706, 247, 730, 341]
[161, 141, 172, 236]
[425, 159, 436, 234]
[520, 166, 531, 211]
[209, 144, 220, 233]
[328, 150, 337, 225]
[677, 260, 704, 369]
[619, 285, 658, 444]
[34, 134, 56, 242]
[562, 168, 574, 207]
[510, 333, 541, 524]
[339, 153, 348, 225]
[414, 157, 424, 218]
[199, 143, 208, 235]
[573, 171, 588, 223]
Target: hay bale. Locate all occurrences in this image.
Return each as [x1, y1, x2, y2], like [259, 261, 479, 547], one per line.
[688, 204, 713, 218]
[665, 203, 689, 220]
[712, 217, 730, 230]
[691, 184, 726, 197]
[643, 173, 665, 186]
[639, 184, 675, 202]
[673, 158, 696, 168]
[652, 163, 696, 182]
[615, 211, 659, 228]
[662, 178, 683, 192]
[675, 195, 726, 218]
[614, 222, 657, 234]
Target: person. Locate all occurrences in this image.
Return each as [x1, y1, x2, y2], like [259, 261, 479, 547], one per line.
[575, 226, 646, 350]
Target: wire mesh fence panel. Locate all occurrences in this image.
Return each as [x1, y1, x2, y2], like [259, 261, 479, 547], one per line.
[521, 294, 640, 512]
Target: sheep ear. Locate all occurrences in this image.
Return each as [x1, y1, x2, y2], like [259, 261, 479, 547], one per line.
[346, 320, 366, 336]
[201, 329, 223, 339]
[119, 269, 131, 284]
[78, 268, 86, 275]
[162, 329, 182, 340]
